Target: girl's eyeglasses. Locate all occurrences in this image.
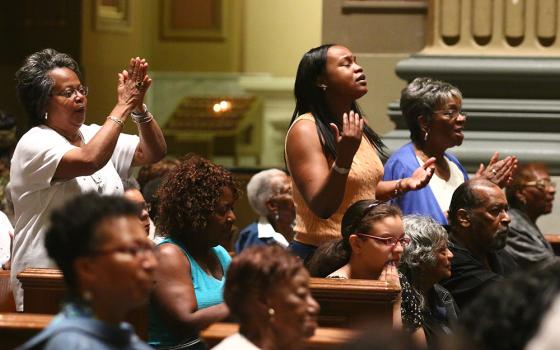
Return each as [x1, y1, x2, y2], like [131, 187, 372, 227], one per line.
[356, 233, 411, 247]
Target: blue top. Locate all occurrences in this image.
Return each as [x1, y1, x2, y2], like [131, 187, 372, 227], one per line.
[148, 238, 231, 347]
[235, 222, 269, 254]
[18, 302, 151, 350]
[383, 142, 469, 224]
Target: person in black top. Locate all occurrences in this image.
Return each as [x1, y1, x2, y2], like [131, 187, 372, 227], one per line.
[440, 178, 517, 310]
[401, 215, 459, 349]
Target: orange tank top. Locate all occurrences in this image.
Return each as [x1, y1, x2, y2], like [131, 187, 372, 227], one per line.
[285, 114, 384, 247]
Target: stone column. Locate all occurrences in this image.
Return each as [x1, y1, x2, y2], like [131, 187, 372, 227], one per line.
[385, 0, 560, 174]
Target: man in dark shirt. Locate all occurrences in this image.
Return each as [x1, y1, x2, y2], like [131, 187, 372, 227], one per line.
[440, 179, 518, 310]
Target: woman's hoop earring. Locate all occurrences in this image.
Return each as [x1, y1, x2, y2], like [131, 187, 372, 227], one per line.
[44, 112, 48, 120]
[424, 131, 429, 142]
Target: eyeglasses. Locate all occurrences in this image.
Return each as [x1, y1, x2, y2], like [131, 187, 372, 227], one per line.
[51, 85, 88, 99]
[356, 233, 411, 247]
[92, 243, 155, 259]
[432, 109, 466, 119]
[523, 179, 556, 191]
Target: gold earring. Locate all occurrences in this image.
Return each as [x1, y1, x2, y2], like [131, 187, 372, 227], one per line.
[268, 307, 275, 322]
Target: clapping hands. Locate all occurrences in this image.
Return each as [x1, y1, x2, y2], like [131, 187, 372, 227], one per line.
[117, 57, 152, 111]
[476, 152, 517, 188]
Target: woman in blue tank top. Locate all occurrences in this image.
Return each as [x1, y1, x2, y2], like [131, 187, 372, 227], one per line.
[149, 154, 239, 350]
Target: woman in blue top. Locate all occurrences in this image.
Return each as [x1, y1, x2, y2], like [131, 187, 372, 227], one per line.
[384, 77, 517, 224]
[149, 154, 239, 349]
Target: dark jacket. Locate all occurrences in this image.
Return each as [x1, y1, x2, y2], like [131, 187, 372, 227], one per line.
[423, 284, 460, 349]
[440, 238, 518, 310]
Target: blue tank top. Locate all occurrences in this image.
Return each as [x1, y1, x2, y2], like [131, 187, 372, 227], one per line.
[148, 238, 231, 347]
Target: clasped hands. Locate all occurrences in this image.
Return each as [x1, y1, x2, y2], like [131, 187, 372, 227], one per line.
[117, 57, 152, 113]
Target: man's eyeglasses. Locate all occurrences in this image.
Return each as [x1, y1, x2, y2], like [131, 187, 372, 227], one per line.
[51, 85, 88, 99]
[523, 179, 556, 191]
[356, 233, 411, 247]
[432, 109, 466, 119]
[92, 243, 155, 259]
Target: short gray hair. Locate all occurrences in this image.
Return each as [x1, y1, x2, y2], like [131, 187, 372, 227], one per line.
[400, 77, 462, 146]
[246, 169, 287, 217]
[401, 215, 448, 274]
[15, 48, 82, 126]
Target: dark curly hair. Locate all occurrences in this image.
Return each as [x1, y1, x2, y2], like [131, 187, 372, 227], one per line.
[45, 192, 138, 292]
[156, 154, 240, 241]
[15, 48, 83, 126]
[460, 261, 560, 350]
[137, 158, 180, 190]
[224, 245, 305, 322]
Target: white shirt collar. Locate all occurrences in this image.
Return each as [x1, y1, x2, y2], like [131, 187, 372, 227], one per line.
[257, 216, 289, 247]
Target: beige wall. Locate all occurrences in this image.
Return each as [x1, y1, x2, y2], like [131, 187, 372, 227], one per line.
[146, 1, 244, 72]
[243, 0, 322, 76]
[81, 0, 147, 128]
[322, 0, 427, 135]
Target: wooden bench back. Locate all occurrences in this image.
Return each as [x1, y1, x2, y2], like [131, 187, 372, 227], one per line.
[17, 268, 148, 340]
[0, 312, 53, 349]
[309, 277, 400, 328]
[201, 322, 356, 350]
[0, 270, 16, 312]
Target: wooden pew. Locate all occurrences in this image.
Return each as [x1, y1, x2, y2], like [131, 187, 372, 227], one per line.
[0, 312, 53, 349]
[17, 269, 400, 340]
[309, 277, 400, 328]
[0, 270, 16, 312]
[201, 322, 356, 350]
[545, 234, 560, 256]
[17, 268, 148, 340]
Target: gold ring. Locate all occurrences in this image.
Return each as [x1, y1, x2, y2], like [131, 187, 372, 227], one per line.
[135, 82, 144, 89]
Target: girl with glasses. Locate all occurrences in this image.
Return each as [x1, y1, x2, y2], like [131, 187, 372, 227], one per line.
[306, 199, 427, 346]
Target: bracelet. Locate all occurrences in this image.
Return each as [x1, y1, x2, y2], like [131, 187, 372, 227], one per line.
[107, 116, 124, 127]
[394, 179, 403, 197]
[332, 163, 350, 175]
[131, 103, 148, 118]
[132, 114, 153, 124]
[131, 104, 152, 124]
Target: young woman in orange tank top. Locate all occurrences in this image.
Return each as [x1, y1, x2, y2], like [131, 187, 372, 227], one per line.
[285, 44, 436, 260]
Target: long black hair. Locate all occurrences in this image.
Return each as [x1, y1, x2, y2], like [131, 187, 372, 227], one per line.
[289, 44, 386, 160]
